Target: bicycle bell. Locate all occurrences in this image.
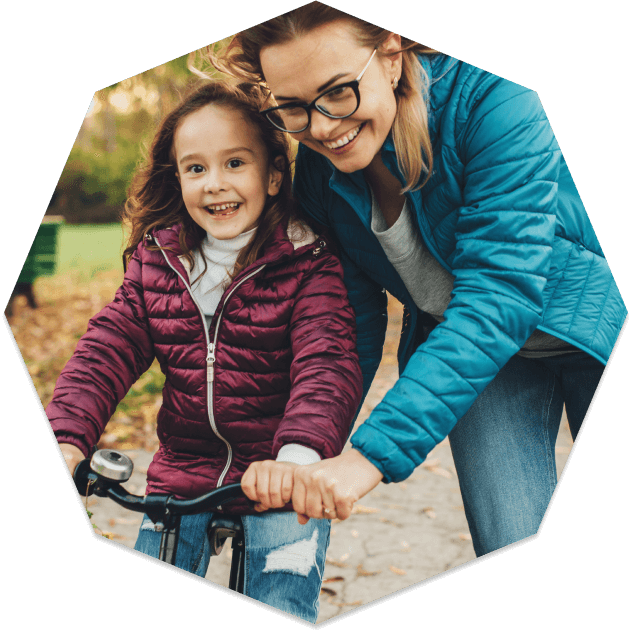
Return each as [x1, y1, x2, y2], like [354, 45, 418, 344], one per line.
[90, 449, 133, 482]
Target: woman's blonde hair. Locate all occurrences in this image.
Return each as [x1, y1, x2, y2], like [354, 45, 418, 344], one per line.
[202, 1, 437, 192]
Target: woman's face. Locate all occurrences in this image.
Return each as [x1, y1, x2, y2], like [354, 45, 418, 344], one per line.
[260, 20, 402, 174]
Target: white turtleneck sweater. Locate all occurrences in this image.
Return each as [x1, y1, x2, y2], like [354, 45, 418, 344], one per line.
[187, 229, 320, 467]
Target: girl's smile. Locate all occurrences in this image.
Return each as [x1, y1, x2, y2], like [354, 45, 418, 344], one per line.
[205, 201, 242, 217]
[174, 105, 282, 240]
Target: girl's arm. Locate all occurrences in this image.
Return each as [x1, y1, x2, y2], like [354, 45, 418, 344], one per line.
[272, 247, 363, 461]
[242, 244, 364, 513]
[47, 249, 155, 459]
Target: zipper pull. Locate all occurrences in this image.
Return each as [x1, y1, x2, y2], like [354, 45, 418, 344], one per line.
[206, 342, 216, 383]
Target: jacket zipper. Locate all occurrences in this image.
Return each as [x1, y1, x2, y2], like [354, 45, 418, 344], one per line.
[206, 264, 266, 487]
[152, 235, 266, 490]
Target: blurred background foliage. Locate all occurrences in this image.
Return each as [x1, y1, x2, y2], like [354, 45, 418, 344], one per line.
[11, 42, 230, 449]
[49, 45, 227, 224]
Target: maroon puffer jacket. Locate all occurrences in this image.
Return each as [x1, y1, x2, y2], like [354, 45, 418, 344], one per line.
[47, 220, 362, 513]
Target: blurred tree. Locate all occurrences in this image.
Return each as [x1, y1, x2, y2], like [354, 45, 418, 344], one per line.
[49, 46, 228, 224]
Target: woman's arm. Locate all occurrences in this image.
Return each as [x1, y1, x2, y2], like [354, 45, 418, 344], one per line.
[293, 76, 563, 518]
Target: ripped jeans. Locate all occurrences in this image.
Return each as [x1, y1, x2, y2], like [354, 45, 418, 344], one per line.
[134, 511, 330, 623]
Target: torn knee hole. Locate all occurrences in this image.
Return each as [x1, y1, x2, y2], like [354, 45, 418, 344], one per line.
[262, 529, 319, 577]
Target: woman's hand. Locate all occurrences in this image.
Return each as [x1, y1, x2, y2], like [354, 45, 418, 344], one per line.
[242, 460, 299, 512]
[292, 449, 383, 524]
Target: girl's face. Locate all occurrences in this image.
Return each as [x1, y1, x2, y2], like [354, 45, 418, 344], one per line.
[174, 105, 282, 240]
[259, 20, 402, 174]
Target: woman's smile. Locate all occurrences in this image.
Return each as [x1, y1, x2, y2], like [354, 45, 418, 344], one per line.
[322, 123, 365, 151]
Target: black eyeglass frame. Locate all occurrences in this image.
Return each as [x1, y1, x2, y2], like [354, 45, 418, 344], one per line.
[261, 48, 378, 134]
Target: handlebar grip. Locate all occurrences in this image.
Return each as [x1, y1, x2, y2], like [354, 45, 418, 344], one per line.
[74, 458, 97, 496]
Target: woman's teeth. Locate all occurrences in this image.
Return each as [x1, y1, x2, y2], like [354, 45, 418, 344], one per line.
[207, 202, 240, 216]
[323, 124, 362, 149]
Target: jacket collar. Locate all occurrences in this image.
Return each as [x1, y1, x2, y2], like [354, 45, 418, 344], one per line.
[151, 219, 317, 278]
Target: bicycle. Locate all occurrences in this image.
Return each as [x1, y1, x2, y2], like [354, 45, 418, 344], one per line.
[74, 448, 250, 593]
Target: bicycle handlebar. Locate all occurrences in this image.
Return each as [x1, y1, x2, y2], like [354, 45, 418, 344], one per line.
[74, 449, 250, 525]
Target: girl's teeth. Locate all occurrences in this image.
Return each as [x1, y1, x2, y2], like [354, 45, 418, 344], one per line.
[208, 203, 239, 214]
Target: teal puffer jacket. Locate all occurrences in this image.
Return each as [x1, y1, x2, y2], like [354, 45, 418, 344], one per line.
[293, 53, 627, 483]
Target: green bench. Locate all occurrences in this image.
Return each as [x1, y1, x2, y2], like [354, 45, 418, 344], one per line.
[6, 216, 64, 317]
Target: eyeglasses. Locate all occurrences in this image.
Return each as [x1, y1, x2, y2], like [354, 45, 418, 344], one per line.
[261, 48, 378, 134]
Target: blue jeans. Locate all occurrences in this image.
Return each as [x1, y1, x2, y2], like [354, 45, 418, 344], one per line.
[449, 351, 604, 556]
[134, 511, 330, 623]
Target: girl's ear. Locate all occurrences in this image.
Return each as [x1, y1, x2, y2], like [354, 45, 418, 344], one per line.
[175, 170, 181, 183]
[267, 156, 284, 196]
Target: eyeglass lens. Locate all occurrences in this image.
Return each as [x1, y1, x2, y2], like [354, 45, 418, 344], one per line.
[269, 85, 359, 132]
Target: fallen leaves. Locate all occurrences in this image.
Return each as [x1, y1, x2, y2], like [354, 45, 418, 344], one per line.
[389, 565, 407, 576]
[422, 507, 437, 519]
[326, 555, 350, 568]
[323, 576, 345, 584]
[356, 564, 381, 577]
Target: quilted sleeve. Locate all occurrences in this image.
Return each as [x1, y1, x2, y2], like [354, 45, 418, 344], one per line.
[272, 248, 363, 460]
[293, 144, 388, 403]
[351, 76, 561, 482]
[46, 248, 156, 457]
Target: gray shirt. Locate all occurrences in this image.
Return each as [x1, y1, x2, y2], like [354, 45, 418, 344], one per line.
[369, 189, 577, 358]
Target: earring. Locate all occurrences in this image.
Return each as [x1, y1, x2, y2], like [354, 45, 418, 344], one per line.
[392, 76, 399, 91]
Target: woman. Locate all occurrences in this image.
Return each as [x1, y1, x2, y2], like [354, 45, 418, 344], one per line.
[209, 2, 626, 556]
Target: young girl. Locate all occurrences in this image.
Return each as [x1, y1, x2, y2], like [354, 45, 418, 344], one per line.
[48, 80, 362, 623]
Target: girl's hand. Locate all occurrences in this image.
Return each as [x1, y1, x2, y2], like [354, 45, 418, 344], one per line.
[59, 443, 86, 477]
[242, 460, 298, 512]
[292, 449, 384, 524]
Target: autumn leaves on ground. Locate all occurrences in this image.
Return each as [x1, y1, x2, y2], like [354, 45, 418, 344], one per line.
[9, 255, 403, 457]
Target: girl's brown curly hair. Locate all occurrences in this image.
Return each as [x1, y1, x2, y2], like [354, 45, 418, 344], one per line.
[122, 80, 297, 280]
